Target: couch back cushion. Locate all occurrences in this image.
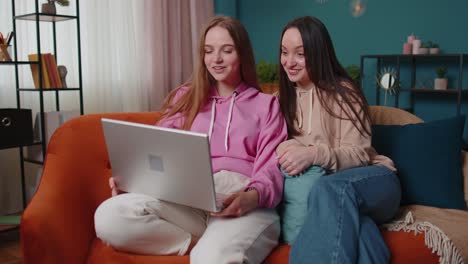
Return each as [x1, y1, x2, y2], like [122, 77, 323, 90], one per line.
[369, 106, 467, 210]
[370, 106, 424, 125]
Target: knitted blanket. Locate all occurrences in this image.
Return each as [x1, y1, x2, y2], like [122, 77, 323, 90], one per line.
[383, 205, 468, 264]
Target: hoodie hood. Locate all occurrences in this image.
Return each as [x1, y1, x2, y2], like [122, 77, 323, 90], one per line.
[207, 82, 259, 151]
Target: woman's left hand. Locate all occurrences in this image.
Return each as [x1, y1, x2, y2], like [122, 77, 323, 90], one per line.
[211, 189, 259, 217]
[278, 144, 316, 176]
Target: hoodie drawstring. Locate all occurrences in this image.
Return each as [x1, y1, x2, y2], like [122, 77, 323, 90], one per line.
[208, 99, 216, 141]
[297, 89, 313, 135]
[297, 95, 303, 129]
[307, 89, 312, 135]
[208, 91, 238, 152]
[225, 91, 237, 151]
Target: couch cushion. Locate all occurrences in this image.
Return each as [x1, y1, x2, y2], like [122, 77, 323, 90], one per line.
[370, 105, 423, 125]
[372, 115, 466, 209]
[279, 166, 326, 244]
[87, 238, 189, 264]
[263, 231, 438, 264]
[382, 230, 439, 264]
[89, 232, 438, 264]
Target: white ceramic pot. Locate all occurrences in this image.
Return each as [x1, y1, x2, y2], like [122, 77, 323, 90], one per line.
[434, 78, 447, 90]
[418, 48, 429, 55]
[430, 48, 440, 54]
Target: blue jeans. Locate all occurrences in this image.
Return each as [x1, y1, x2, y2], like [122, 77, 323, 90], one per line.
[289, 165, 401, 264]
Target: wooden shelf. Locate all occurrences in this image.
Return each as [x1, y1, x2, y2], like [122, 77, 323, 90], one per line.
[410, 88, 468, 94]
[362, 54, 468, 59]
[361, 53, 466, 115]
[19, 88, 81, 92]
[15, 13, 77, 22]
[23, 158, 44, 165]
[4, 0, 83, 211]
[0, 142, 35, 151]
[0, 61, 38, 65]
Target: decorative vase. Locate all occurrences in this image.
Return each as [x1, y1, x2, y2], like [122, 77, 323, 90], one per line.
[41, 1, 56, 15]
[58, 65, 68, 88]
[403, 43, 412, 54]
[434, 78, 447, 90]
[412, 39, 421, 54]
[0, 45, 12, 61]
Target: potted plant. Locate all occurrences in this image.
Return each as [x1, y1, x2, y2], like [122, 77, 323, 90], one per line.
[42, 0, 70, 15]
[418, 42, 430, 54]
[345, 64, 361, 86]
[430, 43, 440, 54]
[256, 60, 279, 94]
[434, 66, 447, 90]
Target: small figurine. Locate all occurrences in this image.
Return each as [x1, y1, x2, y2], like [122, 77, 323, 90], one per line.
[41, 0, 70, 15]
[0, 45, 12, 61]
[58, 65, 68, 88]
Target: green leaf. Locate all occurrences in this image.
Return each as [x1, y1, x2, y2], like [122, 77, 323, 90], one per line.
[256, 60, 279, 83]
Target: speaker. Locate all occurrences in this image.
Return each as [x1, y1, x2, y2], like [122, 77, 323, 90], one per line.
[0, 108, 34, 149]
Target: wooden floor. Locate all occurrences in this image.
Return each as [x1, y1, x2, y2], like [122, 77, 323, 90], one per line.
[0, 226, 22, 264]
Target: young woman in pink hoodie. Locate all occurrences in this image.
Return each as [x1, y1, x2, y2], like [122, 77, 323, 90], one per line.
[94, 16, 287, 264]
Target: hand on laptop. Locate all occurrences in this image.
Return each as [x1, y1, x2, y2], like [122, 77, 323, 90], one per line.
[210, 189, 259, 217]
[109, 177, 127, 196]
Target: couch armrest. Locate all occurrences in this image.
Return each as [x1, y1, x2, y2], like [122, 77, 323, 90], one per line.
[21, 112, 160, 264]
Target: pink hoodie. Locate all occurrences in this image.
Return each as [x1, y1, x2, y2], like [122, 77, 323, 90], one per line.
[158, 82, 287, 208]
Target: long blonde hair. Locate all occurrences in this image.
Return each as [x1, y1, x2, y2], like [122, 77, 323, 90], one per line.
[158, 16, 259, 130]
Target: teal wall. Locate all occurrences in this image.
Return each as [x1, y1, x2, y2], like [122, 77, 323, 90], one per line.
[214, 0, 238, 18]
[215, 0, 468, 66]
[215, 0, 468, 142]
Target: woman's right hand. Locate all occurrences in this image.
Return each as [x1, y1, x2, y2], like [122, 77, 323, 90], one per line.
[109, 177, 126, 196]
[278, 144, 316, 176]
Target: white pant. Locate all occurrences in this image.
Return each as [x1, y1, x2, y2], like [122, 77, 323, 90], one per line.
[94, 170, 280, 264]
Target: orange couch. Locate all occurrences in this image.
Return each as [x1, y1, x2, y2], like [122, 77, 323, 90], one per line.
[21, 107, 442, 263]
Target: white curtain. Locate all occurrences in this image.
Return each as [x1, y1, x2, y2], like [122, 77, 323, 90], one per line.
[82, 0, 214, 113]
[0, 0, 213, 213]
[1, 0, 214, 112]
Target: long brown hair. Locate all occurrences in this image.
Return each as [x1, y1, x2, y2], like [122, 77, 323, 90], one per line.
[278, 16, 371, 137]
[158, 16, 259, 130]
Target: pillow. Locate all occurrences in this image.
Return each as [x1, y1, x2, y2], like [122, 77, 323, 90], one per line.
[278, 165, 326, 244]
[372, 115, 466, 209]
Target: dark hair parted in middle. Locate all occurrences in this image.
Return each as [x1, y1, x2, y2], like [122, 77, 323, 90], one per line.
[278, 16, 371, 137]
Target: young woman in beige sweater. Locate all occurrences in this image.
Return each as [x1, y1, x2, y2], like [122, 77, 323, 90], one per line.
[276, 16, 401, 264]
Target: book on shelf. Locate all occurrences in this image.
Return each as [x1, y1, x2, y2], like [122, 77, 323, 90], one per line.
[28, 53, 62, 89]
[28, 53, 50, 89]
[44, 53, 62, 88]
[43, 54, 56, 88]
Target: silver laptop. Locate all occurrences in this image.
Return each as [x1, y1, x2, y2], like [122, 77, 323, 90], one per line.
[101, 118, 225, 212]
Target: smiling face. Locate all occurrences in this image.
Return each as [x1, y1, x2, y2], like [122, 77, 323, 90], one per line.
[280, 27, 311, 88]
[204, 26, 241, 87]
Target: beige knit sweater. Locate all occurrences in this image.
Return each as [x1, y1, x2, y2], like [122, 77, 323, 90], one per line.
[277, 86, 394, 173]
